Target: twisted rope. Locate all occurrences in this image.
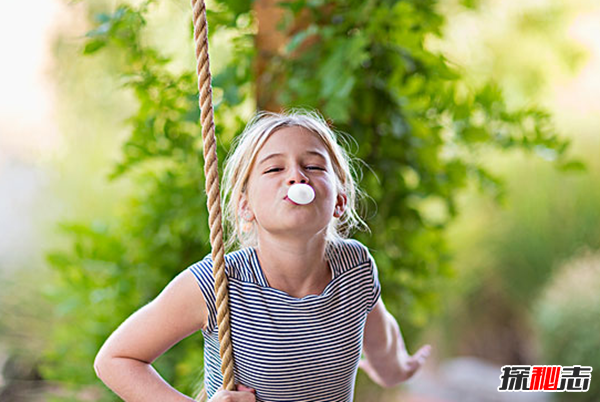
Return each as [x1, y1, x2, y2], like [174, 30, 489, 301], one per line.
[190, 0, 235, 398]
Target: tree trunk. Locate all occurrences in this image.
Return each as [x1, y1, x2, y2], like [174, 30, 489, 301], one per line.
[253, 0, 288, 112]
[253, 0, 320, 111]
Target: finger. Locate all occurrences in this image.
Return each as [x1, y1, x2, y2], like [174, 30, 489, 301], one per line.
[236, 384, 256, 393]
[414, 344, 432, 365]
[236, 391, 256, 402]
[405, 345, 431, 372]
[212, 390, 256, 402]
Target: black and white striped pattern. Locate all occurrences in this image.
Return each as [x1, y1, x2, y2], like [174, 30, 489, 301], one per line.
[188, 239, 381, 402]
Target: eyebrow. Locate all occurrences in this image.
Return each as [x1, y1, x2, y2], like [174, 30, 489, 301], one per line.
[258, 151, 328, 166]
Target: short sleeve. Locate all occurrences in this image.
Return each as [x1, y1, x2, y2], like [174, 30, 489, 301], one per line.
[187, 255, 218, 333]
[366, 249, 381, 313]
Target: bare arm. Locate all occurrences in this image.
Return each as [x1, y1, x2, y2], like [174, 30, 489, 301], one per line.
[360, 299, 431, 388]
[93, 269, 207, 402]
[94, 270, 256, 402]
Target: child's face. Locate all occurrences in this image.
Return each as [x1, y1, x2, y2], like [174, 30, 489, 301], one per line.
[241, 126, 346, 241]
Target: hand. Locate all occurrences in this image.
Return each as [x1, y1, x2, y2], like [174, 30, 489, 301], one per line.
[359, 344, 431, 387]
[209, 384, 256, 402]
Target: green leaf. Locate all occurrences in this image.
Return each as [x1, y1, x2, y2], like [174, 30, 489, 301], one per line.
[83, 39, 106, 54]
[558, 160, 587, 172]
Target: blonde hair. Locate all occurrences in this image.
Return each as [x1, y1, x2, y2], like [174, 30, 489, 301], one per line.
[221, 109, 368, 251]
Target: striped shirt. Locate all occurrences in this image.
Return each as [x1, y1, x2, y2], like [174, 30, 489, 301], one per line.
[188, 238, 381, 402]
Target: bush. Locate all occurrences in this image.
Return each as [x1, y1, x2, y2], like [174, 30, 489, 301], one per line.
[40, 0, 571, 395]
[534, 251, 600, 401]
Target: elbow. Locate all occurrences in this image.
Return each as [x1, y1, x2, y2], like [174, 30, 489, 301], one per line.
[93, 355, 103, 380]
[93, 350, 109, 381]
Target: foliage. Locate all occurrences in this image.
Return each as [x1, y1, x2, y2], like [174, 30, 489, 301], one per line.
[433, 152, 600, 362]
[266, 0, 572, 331]
[534, 251, 600, 401]
[487, 159, 600, 307]
[423, 0, 597, 365]
[42, 0, 572, 395]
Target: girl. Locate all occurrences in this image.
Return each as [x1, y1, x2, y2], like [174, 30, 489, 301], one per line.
[94, 110, 431, 401]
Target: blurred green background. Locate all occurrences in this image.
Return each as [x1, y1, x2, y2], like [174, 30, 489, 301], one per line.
[1, 0, 598, 401]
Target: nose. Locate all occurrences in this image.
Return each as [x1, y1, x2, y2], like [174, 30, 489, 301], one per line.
[287, 165, 309, 185]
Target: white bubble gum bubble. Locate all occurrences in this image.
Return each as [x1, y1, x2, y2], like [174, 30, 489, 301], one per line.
[287, 183, 315, 205]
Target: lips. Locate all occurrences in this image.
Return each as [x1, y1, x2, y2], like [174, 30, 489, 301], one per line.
[284, 195, 300, 206]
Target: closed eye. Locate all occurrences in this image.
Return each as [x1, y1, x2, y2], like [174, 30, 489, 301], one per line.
[264, 168, 283, 174]
[264, 166, 324, 173]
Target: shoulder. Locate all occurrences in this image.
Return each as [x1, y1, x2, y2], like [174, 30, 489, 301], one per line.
[151, 269, 209, 333]
[328, 238, 372, 261]
[327, 239, 381, 312]
[188, 247, 256, 281]
[327, 238, 375, 275]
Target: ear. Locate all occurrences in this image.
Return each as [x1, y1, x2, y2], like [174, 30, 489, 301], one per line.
[239, 193, 255, 222]
[333, 192, 347, 218]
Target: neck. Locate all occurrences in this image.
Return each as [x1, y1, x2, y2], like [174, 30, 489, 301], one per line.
[254, 231, 332, 298]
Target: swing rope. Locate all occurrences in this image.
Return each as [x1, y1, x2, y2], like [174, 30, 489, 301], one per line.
[190, 0, 235, 397]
